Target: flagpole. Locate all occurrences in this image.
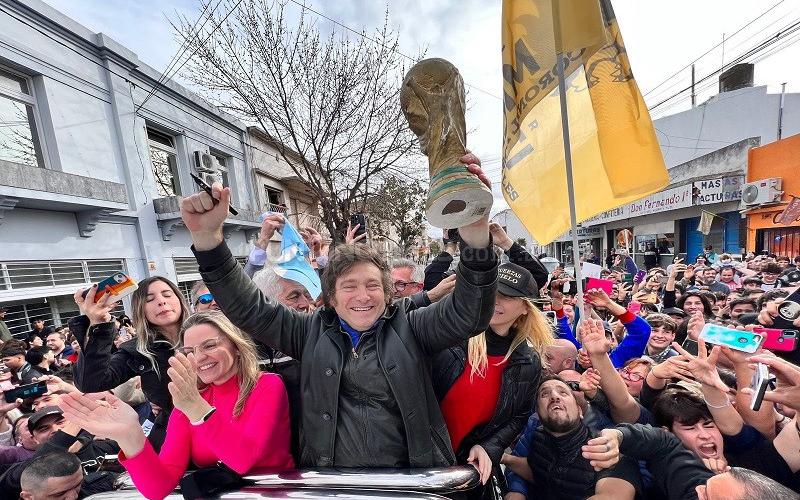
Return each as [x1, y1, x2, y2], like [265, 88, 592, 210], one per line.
[555, 53, 587, 324]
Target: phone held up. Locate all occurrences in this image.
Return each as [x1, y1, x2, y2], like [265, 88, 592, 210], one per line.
[81, 272, 138, 304]
[754, 326, 799, 352]
[700, 324, 764, 353]
[749, 363, 776, 411]
[189, 172, 238, 216]
[4, 381, 47, 403]
[350, 213, 368, 240]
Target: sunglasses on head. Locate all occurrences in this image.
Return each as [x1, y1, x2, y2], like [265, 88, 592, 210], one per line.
[196, 293, 214, 305]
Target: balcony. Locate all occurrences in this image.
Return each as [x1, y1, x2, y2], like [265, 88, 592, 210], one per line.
[153, 195, 263, 241]
[0, 159, 129, 236]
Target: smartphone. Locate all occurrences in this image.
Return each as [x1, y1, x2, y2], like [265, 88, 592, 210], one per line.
[350, 213, 367, 239]
[628, 301, 642, 314]
[767, 288, 800, 330]
[749, 363, 773, 411]
[4, 381, 47, 403]
[586, 278, 613, 296]
[700, 324, 763, 353]
[562, 280, 578, 295]
[633, 270, 647, 284]
[622, 273, 634, 285]
[82, 272, 138, 303]
[754, 327, 799, 352]
[544, 310, 557, 324]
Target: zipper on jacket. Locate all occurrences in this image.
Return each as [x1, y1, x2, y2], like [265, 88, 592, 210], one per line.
[352, 348, 359, 359]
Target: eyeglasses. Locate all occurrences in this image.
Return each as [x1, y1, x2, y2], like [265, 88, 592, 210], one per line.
[195, 293, 214, 305]
[565, 381, 581, 392]
[393, 281, 418, 292]
[618, 368, 645, 382]
[177, 337, 223, 357]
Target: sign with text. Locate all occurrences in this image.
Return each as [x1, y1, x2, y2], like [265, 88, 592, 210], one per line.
[693, 176, 744, 205]
[554, 225, 605, 242]
[584, 185, 692, 226]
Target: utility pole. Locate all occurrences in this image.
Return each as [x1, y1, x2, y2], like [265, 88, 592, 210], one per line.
[778, 82, 787, 140]
[691, 64, 696, 107]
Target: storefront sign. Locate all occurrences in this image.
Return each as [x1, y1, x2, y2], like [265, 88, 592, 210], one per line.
[774, 196, 800, 225]
[585, 185, 693, 226]
[693, 176, 744, 204]
[554, 225, 604, 242]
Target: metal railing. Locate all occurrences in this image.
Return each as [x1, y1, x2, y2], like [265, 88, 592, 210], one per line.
[0, 259, 124, 291]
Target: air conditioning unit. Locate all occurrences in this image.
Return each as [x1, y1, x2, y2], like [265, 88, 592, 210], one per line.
[741, 177, 782, 205]
[193, 151, 222, 185]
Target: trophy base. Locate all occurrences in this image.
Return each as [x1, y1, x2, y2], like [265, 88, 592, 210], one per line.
[426, 174, 494, 229]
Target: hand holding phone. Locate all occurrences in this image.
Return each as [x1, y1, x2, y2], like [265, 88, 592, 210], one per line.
[4, 381, 47, 403]
[700, 324, 763, 353]
[81, 272, 138, 304]
[749, 363, 776, 411]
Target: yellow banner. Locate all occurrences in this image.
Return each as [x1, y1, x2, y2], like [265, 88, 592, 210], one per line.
[501, 0, 669, 245]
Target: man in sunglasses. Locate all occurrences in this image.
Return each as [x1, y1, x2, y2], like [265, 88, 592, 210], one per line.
[190, 282, 219, 312]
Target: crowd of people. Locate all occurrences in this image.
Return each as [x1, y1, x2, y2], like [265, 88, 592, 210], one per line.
[0, 158, 799, 499]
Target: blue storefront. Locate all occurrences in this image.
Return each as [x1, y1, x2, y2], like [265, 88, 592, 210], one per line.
[680, 211, 743, 262]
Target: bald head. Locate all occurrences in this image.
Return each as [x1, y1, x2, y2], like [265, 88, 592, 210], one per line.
[545, 339, 578, 373]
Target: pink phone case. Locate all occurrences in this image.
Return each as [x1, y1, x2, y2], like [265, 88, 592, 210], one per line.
[756, 327, 798, 352]
[586, 278, 614, 296]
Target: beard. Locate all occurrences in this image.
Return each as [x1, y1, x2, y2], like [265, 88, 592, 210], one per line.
[540, 411, 581, 434]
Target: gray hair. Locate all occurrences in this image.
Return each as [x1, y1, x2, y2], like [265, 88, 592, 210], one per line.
[189, 280, 208, 307]
[392, 258, 424, 283]
[252, 265, 284, 298]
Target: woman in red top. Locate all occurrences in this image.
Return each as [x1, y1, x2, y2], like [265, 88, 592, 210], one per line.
[61, 311, 294, 500]
[433, 263, 551, 498]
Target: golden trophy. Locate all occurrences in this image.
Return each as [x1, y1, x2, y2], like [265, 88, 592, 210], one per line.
[401, 58, 493, 229]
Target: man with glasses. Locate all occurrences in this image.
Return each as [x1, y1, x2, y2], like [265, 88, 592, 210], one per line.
[190, 282, 220, 312]
[391, 259, 425, 299]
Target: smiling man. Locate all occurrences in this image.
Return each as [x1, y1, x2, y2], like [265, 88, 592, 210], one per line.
[644, 314, 678, 363]
[182, 156, 499, 468]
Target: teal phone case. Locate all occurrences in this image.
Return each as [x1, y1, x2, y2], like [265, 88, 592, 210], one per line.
[700, 324, 763, 353]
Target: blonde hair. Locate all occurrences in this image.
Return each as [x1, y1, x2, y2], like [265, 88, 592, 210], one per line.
[131, 277, 189, 375]
[179, 311, 260, 417]
[468, 298, 554, 379]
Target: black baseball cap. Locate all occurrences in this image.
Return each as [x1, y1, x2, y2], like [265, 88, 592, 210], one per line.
[28, 406, 63, 433]
[497, 264, 539, 299]
[662, 307, 687, 318]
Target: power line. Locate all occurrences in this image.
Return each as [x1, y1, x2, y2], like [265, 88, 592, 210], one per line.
[135, 0, 225, 113]
[643, 0, 786, 98]
[285, 0, 503, 101]
[648, 18, 800, 112]
[136, 0, 243, 112]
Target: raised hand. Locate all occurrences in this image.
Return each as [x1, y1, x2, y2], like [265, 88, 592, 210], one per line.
[60, 392, 141, 444]
[73, 286, 119, 326]
[427, 274, 456, 303]
[616, 283, 631, 302]
[180, 181, 230, 250]
[345, 222, 367, 245]
[672, 341, 729, 392]
[703, 457, 731, 475]
[579, 367, 602, 398]
[167, 353, 211, 421]
[743, 355, 800, 412]
[300, 226, 323, 255]
[256, 214, 285, 250]
[489, 222, 514, 251]
[687, 311, 705, 341]
[456, 153, 491, 249]
[650, 355, 693, 383]
[584, 288, 612, 309]
[577, 348, 593, 370]
[580, 319, 610, 356]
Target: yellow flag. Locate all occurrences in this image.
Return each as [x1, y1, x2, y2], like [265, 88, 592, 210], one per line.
[501, 0, 669, 245]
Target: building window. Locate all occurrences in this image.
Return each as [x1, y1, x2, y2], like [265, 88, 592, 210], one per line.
[264, 186, 286, 212]
[147, 127, 180, 197]
[210, 150, 230, 188]
[0, 68, 45, 168]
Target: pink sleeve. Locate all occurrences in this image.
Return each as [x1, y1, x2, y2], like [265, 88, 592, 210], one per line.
[194, 373, 292, 474]
[120, 410, 192, 500]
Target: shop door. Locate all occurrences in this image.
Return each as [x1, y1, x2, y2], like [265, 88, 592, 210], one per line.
[757, 227, 800, 256]
[681, 217, 704, 262]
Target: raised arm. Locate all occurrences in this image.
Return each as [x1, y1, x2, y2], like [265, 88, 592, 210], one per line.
[182, 185, 311, 360]
[581, 318, 641, 423]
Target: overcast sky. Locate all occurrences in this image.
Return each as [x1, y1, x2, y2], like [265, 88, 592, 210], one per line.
[46, 0, 800, 228]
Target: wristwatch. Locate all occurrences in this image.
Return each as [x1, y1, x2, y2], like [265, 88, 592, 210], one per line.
[190, 406, 216, 426]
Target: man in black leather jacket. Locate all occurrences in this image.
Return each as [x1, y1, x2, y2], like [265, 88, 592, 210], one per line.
[181, 158, 498, 468]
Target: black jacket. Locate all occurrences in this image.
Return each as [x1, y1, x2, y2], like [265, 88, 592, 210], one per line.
[71, 316, 174, 412]
[71, 316, 173, 449]
[194, 240, 498, 468]
[505, 242, 549, 290]
[431, 330, 539, 465]
[0, 429, 119, 498]
[616, 423, 713, 500]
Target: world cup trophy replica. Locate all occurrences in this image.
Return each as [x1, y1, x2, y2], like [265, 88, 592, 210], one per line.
[400, 58, 494, 229]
